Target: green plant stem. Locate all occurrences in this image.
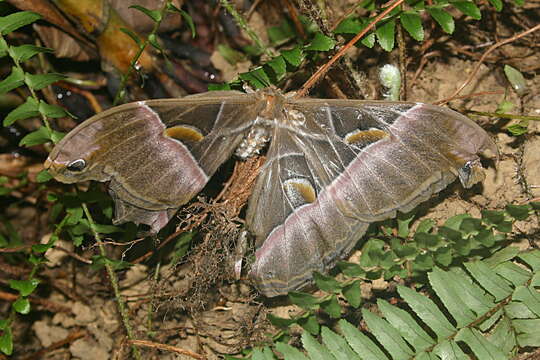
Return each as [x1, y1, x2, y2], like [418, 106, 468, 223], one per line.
[113, 1, 169, 105]
[0, 33, 52, 133]
[219, 0, 272, 57]
[81, 203, 141, 360]
[145, 261, 160, 337]
[465, 110, 540, 121]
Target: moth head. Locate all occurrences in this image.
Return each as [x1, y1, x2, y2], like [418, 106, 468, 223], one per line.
[44, 129, 105, 184]
[458, 159, 486, 189]
[45, 153, 93, 183]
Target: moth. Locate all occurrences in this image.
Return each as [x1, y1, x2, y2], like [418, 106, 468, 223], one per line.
[45, 87, 496, 297]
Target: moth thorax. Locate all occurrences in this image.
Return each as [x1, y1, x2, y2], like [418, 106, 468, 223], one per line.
[287, 109, 306, 126]
[235, 126, 271, 160]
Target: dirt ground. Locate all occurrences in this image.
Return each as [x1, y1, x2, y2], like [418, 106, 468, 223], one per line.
[1, 2, 539, 360]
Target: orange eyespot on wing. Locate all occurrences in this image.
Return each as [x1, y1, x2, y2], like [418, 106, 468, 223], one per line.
[164, 125, 204, 142]
[344, 128, 389, 146]
[284, 178, 317, 204]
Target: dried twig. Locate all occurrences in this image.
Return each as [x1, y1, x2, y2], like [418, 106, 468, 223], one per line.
[129, 339, 206, 359]
[22, 330, 87, 360]
[438, 24, 540, 104]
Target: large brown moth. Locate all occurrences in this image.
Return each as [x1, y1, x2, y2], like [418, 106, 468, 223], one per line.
[45, 87, 496, 297]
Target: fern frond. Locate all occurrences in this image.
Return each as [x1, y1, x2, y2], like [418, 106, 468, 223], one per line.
[266, 247, 540, 359]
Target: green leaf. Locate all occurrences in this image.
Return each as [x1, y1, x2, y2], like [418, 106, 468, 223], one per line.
[496, 263, 531, 289]
[267, 314, 296, 328]
[414, 232, 441, 250]
[217, 44, 245, 65]
[518, 250, 540, 272]
[313, 272, 341, 293]
[9, 278, 39, 296]
[515, 319, 540, 347]
[513, 286, 540, 317]
[400, 11, 424, 41]
[416, 218, 435, 233]
[321, 326, 361, 360]
[267, 56, 287, 79]
[375, 18, 395, 52]
[397, 211, 415, 237]
[496, 100, 514, 113]
[66, 206, 84, 226]
[507, 121, 529, 136]
[362, 308, 414, 360]
[302, 332, 336, 360]
[0, 37, 8, 58]
[426, 6, 455, 34]
[0, 325, 12, 355]
[397, 285, 456, 339]
[451, 1, 481, 19]
[148, 33, 162, 51]
[305, 32, 335, 51]
[505, 204, 531, 220]
[464, 262, 512, 301]
[129, 4, 162, 22]
[3, 96, 39, 126]
[334, 17, 362, 34]
[268, 20, 295, 45]
[342, 280, 362, 308]
[39, 101, 68, 119]
[428, 268, 477, 327]
[321, 295, 341, 318]
[275, 342, 309, 360]
[434, 247, 452, 266]
[9, 44, 53, 62]
[19, 126, 51, 147]
[487, 0, 503, 10]
[459, 217, 482, 236]
[444, 213, 471, 230]
[338, 319, 388, 360]
[0, 66, 25, 94]
[289, 291, 321, 310]
[208, 83, 231, 91]
[0, 11, 41, 35]
[167, 4, 196, 38]
[481, 209, 505, 225]
[239, 67, 271, 89]
[25, 73, 66, 90]
[377, 299, 435, 351]
[251, 347, 275, 360]
[455, 328, 507, 360]
[281, 46, 304, 67]
[13, 297, 30, 314]
[91, 255, 132, 271]
[298, 314, 320, 335]
[120, 27, 142, 47]
[495, 220, 512, 233]
[360, 238, 385, 267]
[505, 301, 536, 319]
[338, 261, 366, 277]
[438, 226, 461, 242]
[484, 246, 520, 266]
[93, 223, 123, 234]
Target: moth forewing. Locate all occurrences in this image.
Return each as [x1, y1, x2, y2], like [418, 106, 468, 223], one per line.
[45, 93, 261, 230]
